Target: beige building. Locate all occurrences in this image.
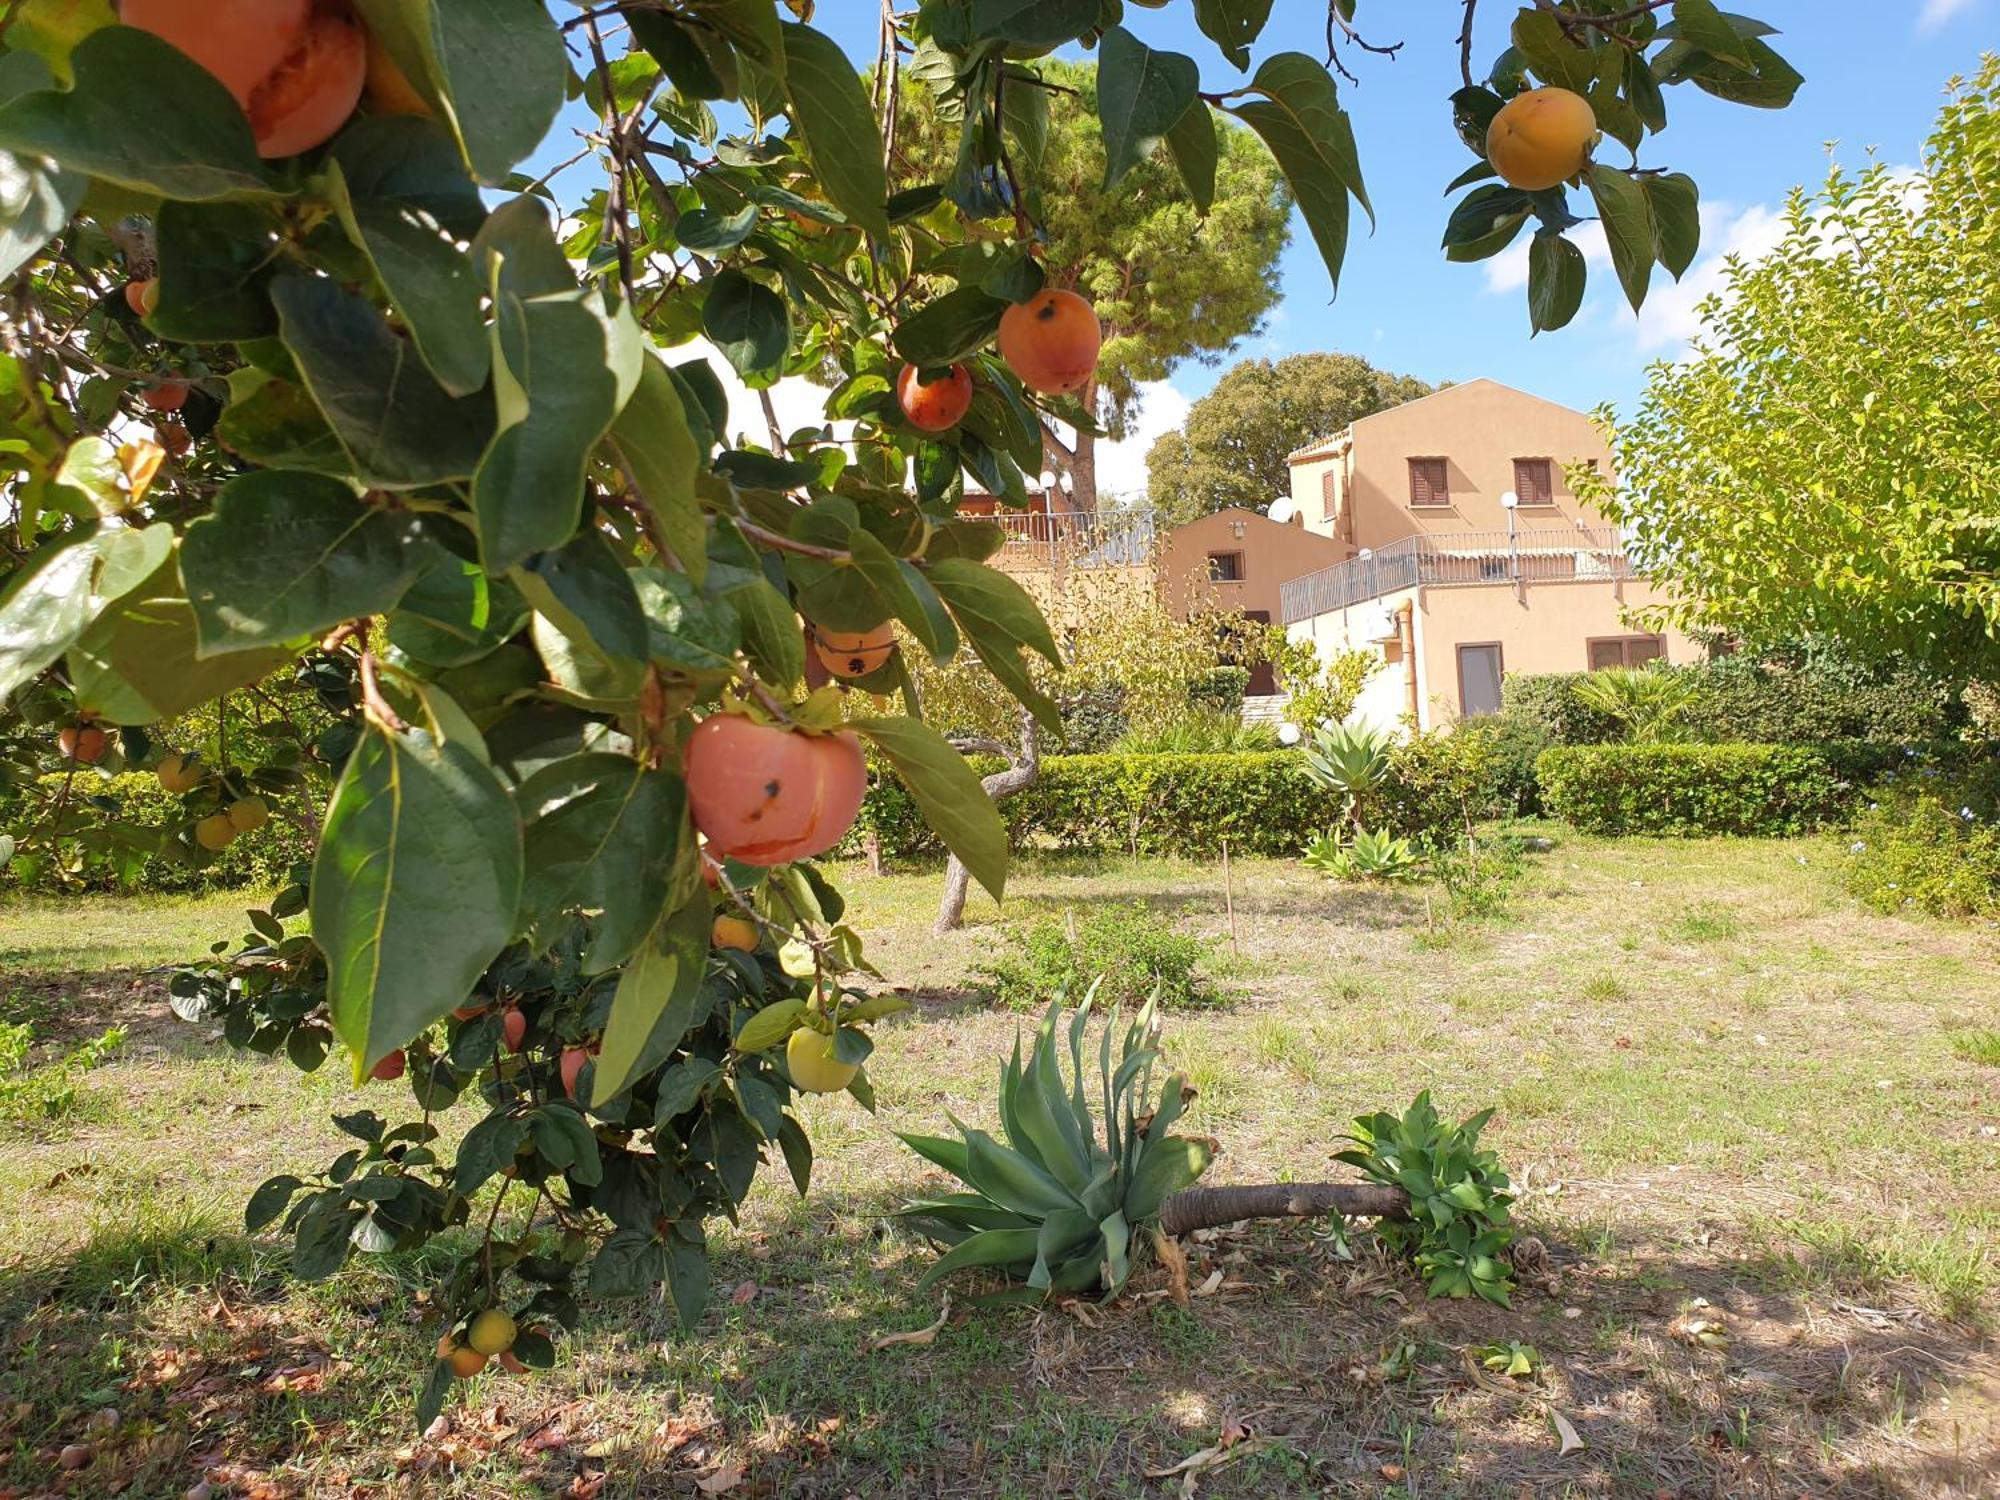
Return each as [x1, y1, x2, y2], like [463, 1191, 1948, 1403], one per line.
[1280, 379, 1699, 732]
[1157, 508, 1349, 692]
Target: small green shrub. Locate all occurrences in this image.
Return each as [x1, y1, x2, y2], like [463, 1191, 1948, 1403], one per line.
[1843, 796, 2000, 921]
[1302, 827, 1421, 882]
[1480, 710, 1556, 815]
[1337, 1092, 1516, 1306]
[1502, 672, 1622, 745]
[1110, 709, 1280, 755]
[1538, 743, 1846, 836]
[1431, 838, 1528, 920]
[1188, 665, 1251, 713]
[980, 903, 1222, 1011]
[1372, 725, 1504, 851]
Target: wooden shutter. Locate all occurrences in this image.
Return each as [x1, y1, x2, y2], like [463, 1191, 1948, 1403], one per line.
[1514, 458, 1553, 505]
[1321, 468, 1337, 519]
[1408, 458, 1448, 507]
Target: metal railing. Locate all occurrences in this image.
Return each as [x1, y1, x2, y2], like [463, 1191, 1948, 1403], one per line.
[992, 506, 1157, 569]
[1279, 524, 1632, 623]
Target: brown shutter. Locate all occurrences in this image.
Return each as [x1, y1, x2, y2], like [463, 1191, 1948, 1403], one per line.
[1514, 458, 1553, 505]
[1408, 458, 1448, 507]
[1321, 468, 1337, 519]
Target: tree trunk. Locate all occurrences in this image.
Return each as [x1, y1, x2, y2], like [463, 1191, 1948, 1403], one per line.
[1156, 1181, 1408, 1237]
[935, 707, 1041, 933]
[1039, 378, 1099, 521]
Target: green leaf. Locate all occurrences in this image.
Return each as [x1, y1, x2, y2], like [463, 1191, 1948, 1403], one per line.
[846, 531, 958, 663]
[475, 280, 624, 570]
[779, 23, 889, 241]
[512, 531, 649, 670]
[516, 753, 693, 972]
[272, 273, 495, 489]
[427, 0, 567, 185]
[625, 7, 732, 100]
[915, 1225, 1040, 1290]
[0, 28, 275, 199]
[68, 556, 291, 725]
[665, 1236, 709, 1327]
[776, 1115, 812, 1195]
[735, 998, 807, 1054]
[588, 1227, 666, 1298]
[0, 147, 82, 281]
[1527, 230, 1587, 334]
[1227, 54, 1371, 294]
[213, 371, 350, 475]
[923, 557, 1061, 730]
[0, 524, 170, 706]
[592, 900, 708, 1104]
[387, 557, 529, 669]
[1123, 1135, 1213, 1222]
[1669, 0, 1753, 69]
[1097, 28, 1199, 192]
[181, 471, 430, 655]
[702, 269, 790, 381]
[1162, 101, 1217, 214]
[851, 715, 1009, 901]
[706, 561, 803, 690]
[312, 720, 523, 1080]
[654, 1057, 722, 1126]
[151, 199, 282, 342]
[675, 204, 758, 256]
[689, 0, 784, 77]
[1511, 10, 1598, 93]
[970, 0, 1095, 49]
[1585, 163, 1655, 311]
[1192, 0, 1274, 71]
[1644, 170, 1700, 279]
[245, 1174, 303, 1233]
[892, 286, 1009, 367]
[632, 567, 739, 674]
[325, 148, 488, 396]
[606, 354, 706, 586]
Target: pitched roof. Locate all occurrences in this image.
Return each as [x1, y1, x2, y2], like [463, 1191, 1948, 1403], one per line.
[1286, 378, 1586, 465]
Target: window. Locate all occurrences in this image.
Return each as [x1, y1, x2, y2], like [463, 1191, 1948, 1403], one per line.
[1457, 643, 1504, 718]
[1207, 551, 1245, 582]
[1321, 468, 1338, 520]
[1513, 458, 1554, 506]
[1408, 457, 1449, 508]
[1587, 635, 1667, 670]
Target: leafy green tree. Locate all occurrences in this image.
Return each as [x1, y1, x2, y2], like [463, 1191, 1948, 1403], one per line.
[1146, 352, 1433, 524]
[0, 0, 1801, 1422]
[1591, 58, 2000, 680]
[898, 59, 1290, 516]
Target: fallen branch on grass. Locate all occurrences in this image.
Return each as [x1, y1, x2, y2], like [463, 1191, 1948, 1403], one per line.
[1157, 1181, 1410, 1237]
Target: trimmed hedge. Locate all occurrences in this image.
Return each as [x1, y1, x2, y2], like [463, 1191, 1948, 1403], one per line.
[1537, 743, 1847, 836]
[862, 751, 1345, 861]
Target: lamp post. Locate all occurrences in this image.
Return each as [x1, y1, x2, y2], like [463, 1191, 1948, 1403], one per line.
[1501, 490, 1522, 602]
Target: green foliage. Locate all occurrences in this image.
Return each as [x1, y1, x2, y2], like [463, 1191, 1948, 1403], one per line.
[864, 751, 1343, 861]
[1538, 743, 1847, 836]
[1302, 826, 1421, 883]
[980, 902, 1221, 1013]
[1843, 796, 2000, 922]
[897, 1001, 1212, 1299]
[1274, 638, 1377, 734]
[1187, 665, 1250, 714]
[1431, 837, 1531, 922]
[0, 1014, 123, 1130]
[1, 771, 308, 892]
[1146, 353, 1431, 525]
[1567, 666, 1698, 743]
[1591, 59, 1998, 679]
[1501, 673, 1623, 746]
[1372, 726, 1504, 852]
[1109, 708, 1279, 755]
[1337, 1093, 1515, 1306]
[1300, 719, 1394, 826]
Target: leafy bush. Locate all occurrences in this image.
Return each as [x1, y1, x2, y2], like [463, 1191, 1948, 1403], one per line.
[1058, 686, 1130, 754]
[1430, 838, 1530, 921]
[1568, 666, 1698, 743]
[1502, 672, 1622, 745]
[979, 903, 1222, 1011]
[1337, 1093, 1516, 1306]
[1538, 743, 1846, 836]
[898, 1000, 1211, 1299]
[1188, 665, 1251, 714]
[1479, 710, 1557, 816]
[1843, 796, 2000, 921]
[1372, 726, 1504, 851]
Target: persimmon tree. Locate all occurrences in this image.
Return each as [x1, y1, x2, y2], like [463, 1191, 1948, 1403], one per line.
[0, 0, 1798, 1422]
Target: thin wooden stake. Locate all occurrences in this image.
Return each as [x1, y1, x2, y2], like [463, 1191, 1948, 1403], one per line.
[1220, 838, 1238, 955]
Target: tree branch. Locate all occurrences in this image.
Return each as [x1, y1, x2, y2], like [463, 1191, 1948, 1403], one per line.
[1158, 1181, 1408, 1237]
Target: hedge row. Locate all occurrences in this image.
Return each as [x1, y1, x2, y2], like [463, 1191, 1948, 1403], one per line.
[861, 751, 1349, 860]
[1537, 744, 1849, 836]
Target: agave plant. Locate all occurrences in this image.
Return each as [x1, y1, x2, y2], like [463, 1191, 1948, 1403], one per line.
[1300, 719, 1395, 828]
[1303, 826, 1423, 882]
[897, 997, 1213, 1299]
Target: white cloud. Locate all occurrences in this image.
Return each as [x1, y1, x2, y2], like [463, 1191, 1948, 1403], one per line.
[1094, 381, 1193, 505]
[1918, 0, 1980, 35]
[1483, 218, 1610, 295]
[1631, 200, 1788, 351]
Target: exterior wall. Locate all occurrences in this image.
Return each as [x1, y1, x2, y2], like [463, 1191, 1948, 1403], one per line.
[1158, 507, 1350, 622]
[1415, 579, 1701, 727]
[1285, 585, 1421, 737]
[1287, 446, 1352, 547]
[1340, 379, 1613, 551]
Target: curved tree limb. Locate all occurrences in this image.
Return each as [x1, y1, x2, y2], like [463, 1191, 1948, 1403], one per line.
[936, 706, 1040, 933]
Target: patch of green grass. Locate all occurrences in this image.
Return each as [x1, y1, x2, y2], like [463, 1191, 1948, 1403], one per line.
[0, 890, 265, 973]
[1948, 1027, 2000, 1066]
[1745, 1211, 1997, 1324]
[1665, 901, 1744, 943]
[1579, 972, 1630, 1003]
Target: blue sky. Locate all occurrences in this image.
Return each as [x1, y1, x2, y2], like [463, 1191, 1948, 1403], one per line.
[543, 1, 1995, 499]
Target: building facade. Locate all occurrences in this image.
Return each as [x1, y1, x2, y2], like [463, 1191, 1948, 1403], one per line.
[1281, 379, 1700, 732]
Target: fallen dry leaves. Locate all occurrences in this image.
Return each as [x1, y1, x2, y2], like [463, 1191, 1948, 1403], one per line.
[868, 1294, 951, 1352]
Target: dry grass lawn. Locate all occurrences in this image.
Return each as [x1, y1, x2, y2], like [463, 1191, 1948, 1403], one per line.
[1, 828, 1996, 1497]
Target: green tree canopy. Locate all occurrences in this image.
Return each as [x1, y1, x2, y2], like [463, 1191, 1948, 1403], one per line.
[1145, 352, 1433, 525]
[1593, 58, 2000, 681]
[898, 59, 1291, 515]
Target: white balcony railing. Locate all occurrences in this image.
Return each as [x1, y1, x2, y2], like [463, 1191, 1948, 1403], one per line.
[1280, 525, 1633, 624]
[991, 506, 1157, 568]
